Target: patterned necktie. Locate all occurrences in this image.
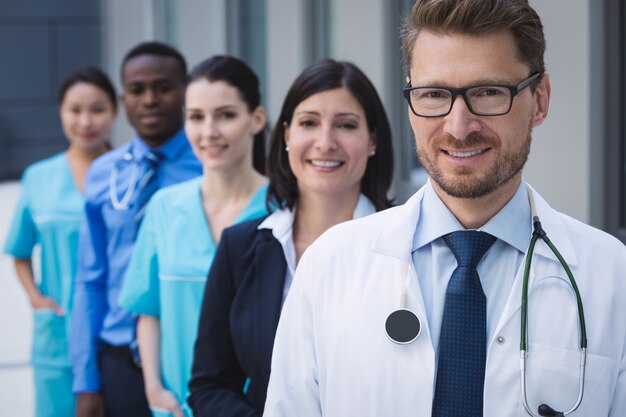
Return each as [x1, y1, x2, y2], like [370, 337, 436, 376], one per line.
[432, 230, 496, 417]
[134, 149, 162, 226]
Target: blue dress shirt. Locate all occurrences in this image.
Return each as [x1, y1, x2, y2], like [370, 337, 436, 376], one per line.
[412, 180, 532, 362]
[70, 130, 202, 393]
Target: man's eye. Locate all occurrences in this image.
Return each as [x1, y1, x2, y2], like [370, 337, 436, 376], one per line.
[415, 89, 448, 100]
[157, 84, 173, 94]
[128, 86, 144, 95]
[473, 87, 506, 97]
[482, 88, 502, 96]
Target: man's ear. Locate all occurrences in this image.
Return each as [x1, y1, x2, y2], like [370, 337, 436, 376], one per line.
[532, 73, 551, 128]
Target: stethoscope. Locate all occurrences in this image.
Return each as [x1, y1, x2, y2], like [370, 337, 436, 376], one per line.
[384, 186, 587, 417]
[109, 145, 158, 214]
[109, 150, 138, 210]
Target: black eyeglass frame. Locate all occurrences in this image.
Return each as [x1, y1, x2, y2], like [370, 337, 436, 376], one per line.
[403, 72, 543, 118]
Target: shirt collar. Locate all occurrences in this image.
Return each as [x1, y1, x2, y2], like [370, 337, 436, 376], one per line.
[412, 180, 531, 253]
[258, 193, 376, 240]
[131, 129, 188, 161]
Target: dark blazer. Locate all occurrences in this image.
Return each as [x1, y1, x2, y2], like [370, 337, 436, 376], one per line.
[188, 215, 287, 417]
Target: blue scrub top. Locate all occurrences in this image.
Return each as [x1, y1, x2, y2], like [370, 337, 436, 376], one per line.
[4, 153, 83, 368]
[119, 177, 269, 416]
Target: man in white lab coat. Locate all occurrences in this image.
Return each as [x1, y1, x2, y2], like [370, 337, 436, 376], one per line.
[263, 0, 626, 416]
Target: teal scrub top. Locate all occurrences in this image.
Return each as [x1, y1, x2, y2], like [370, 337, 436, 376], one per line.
[119, 177, 269, 416]
[3, 153, 83, 368]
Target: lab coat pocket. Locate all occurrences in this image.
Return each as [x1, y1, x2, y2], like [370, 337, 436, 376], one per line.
[522, 343, 614, 416]
[32, 309, 69, 367]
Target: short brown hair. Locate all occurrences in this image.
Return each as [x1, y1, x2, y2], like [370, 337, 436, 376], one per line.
[401, 0, 545, 76]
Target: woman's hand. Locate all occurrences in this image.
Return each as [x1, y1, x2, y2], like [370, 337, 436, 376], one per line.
[30, 293, 64, 315]
[146, 386, 185, 417]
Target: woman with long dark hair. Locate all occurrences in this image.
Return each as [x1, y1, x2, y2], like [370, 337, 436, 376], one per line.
[188, 59, 394, 416]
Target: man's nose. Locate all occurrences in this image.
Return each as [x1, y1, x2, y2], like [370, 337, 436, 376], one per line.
[442, 95, 482, 141]
[141, 88, 158, 106]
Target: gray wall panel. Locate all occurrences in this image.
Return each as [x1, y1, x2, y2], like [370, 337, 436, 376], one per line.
[54, 22, 102, 87]
[0, 104, 62, 144]
[0, 25, 52, 101]
[0, 104, 64, 179]
[0, 0, 102, 180]
[0, 0, 99, 19]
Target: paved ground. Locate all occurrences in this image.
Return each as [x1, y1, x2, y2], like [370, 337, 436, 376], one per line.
[0, 181, 34, 417]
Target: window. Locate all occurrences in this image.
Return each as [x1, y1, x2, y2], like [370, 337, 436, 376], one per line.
[227, 0, 268, 106]
[149, 0, 178, 45]
[387, 0, 427, 202]
[606, 0, 625, 241]
[305, 0, 333, 63]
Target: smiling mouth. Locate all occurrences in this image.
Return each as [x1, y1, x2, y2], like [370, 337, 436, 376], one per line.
[308, 159, 344, 168]
[444, 148, 489, 158]
[140, 114, 162, 124]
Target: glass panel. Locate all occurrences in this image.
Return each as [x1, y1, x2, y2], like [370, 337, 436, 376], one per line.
[229, 0, 267, 107]
[312, 0, 333, 61]
[398, 0, 428, 188]
[152, 0, 178, 45]
[615, 3, 626, 229]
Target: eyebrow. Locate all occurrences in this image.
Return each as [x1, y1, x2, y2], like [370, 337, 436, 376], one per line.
[413, 78, 518, 88]
[214, 105, 238, 112]
[185, 104, 238, 112]
[294, 110, 361, 119]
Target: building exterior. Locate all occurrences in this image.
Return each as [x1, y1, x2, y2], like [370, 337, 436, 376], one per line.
[1, 0, 624, 239]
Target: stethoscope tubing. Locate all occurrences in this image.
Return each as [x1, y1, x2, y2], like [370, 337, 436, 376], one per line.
[520, 187, 587, 416]
[110, 152, 138, 210]
[385, 186, 588, 416]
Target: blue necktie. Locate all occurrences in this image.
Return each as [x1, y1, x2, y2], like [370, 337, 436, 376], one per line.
[432, 230, 496, 417]
[134, 150, 162, 226]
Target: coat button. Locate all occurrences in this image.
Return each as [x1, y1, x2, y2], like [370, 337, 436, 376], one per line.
[496, 336, 505, 345]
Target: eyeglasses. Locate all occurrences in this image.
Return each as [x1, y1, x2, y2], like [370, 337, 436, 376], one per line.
[403, 72, 542, 118]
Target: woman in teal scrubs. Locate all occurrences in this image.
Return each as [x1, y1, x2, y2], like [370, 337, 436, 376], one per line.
[119, 55, 269, 417]
[3, 67, 117, 417]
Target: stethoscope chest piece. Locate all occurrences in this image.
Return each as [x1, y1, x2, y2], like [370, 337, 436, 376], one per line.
[385, 308, 421, 344]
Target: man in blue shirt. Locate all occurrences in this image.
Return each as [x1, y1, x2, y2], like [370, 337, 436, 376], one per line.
[70, 42, 202, 417]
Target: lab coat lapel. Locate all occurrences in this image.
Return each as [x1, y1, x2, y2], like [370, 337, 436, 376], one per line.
[494, 186, 579, 337]
[254, 230, 287, 384]
[370, 187, 435, 350]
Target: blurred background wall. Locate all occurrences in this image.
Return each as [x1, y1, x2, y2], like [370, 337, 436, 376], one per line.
[1, 0, 624, 234]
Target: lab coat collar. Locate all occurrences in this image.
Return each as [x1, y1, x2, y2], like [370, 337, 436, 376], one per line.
[371, 187, 425, 262]
[371, 181, 578, 267]
[525, 183, 578, 267]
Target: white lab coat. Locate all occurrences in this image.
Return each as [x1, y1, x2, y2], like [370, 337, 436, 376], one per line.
[264, 184, 626, 417]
